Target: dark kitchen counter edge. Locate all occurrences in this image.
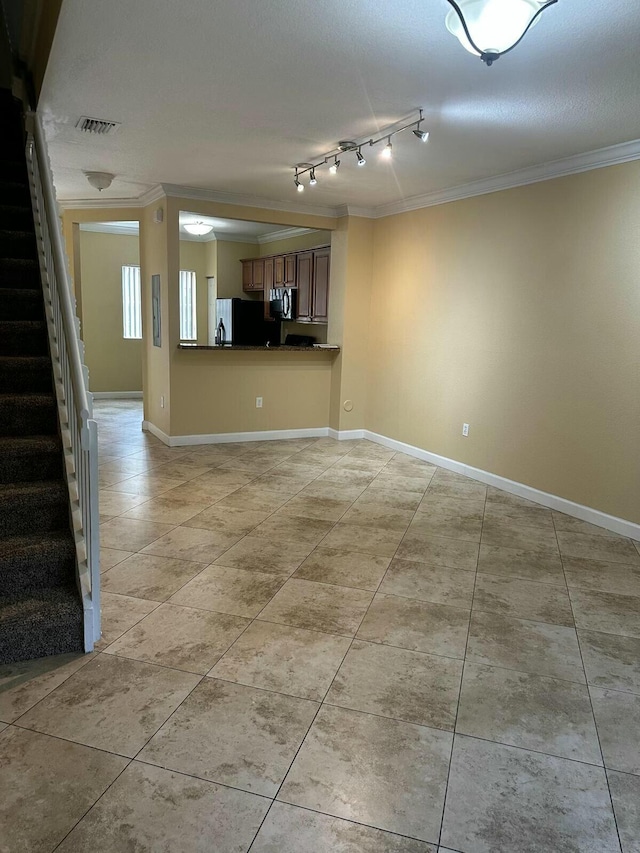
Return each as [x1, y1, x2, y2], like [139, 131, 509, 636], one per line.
[177, 344, 340, 352]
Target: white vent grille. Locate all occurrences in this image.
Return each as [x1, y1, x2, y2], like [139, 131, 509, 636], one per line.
[76, 116, 121, 135]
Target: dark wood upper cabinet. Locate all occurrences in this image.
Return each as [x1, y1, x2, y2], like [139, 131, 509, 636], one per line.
[241, 260, 253, 291]
[296, 252, 313, 321]
[312, 248, 330, 322]
[252, 260, 264, 290]
[263, 257, 274, 291]
[283, 254, 296, 286]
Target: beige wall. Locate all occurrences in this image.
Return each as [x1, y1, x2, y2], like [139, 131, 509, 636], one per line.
[258, 230, 331, 256]
[179, 240, 208, 345]
[77, 231, 142, 392]
[216, 240, 259, 299]
[368, 162, 640, 524]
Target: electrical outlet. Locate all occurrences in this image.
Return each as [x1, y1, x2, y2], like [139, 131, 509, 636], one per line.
[256, 396, 263, 408]
[462, 423, 469, 437]
[160, 395, 165, 409]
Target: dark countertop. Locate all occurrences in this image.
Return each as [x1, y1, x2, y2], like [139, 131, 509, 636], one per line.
[178, 344, 340, 352]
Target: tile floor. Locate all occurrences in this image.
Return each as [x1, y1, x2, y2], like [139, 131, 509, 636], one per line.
[1, 400, 640, 851]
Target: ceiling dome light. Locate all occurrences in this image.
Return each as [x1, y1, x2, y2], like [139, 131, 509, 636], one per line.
[183, 221, 214, 236]
[356, 149, 366, 166]
[445, 0, 558, 66]
[84, 171, 115, 192]
[381, 138, 393, 159]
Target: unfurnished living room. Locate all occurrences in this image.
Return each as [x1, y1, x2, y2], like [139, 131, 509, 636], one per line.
[0, 0, 639, 851]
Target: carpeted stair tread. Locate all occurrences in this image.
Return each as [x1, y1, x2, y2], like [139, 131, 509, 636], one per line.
[0, 355, 52, 392]
[0, 181, 31, 207]
[0, 204, 35, 232]
[0, 531, 76, 594]
[0, 479, 70, 537]
[0, 228, 38, 259]
[0, 435, 63, 483]
[0, 320, 48, 355]
[0, 287, 44, 320]
[0, 257, 40, 287]
[0, 160, 28, 183]
[0, 392, 57, 435]
[0, 585, 84, 664]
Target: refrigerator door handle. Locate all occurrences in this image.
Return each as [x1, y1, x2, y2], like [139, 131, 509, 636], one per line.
[283, 289, 290, 318]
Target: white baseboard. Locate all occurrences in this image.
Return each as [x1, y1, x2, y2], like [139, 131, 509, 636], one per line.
[364, 430, 640, 541]
[92, 391, 143, 399]
[139, 419, 639, 539]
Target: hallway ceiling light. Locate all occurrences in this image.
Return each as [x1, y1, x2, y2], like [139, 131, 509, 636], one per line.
[183, 221, 214, 236]
[84, 171, 115, 192]
[291, 109, 428, 190]
[444, 0, 558, 66]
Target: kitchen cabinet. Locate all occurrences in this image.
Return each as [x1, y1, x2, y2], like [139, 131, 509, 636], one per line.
[284, 254, 296, 286]
[263, 257, 274, 291]
[312, 248, 330, 322]
[242, 259, 265, 291]
[274, 255, 285, 286]
[296, 252, 313, 321]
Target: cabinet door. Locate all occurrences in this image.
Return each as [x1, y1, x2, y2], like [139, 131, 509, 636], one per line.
[284, 254, 296, 286]
[252, 259, 264, 290]
[264, 257, 274, 291]
[312, 248, 330, 322]
[274, 255, 285, 286]
[296, 252, 313, 320]
[242, 260, 253, 292]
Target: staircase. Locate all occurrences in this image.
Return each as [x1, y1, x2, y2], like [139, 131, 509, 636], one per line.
[0, 88, 84, 663]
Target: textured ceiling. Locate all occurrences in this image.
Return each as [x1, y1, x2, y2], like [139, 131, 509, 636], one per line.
[41, 0, 640, 210]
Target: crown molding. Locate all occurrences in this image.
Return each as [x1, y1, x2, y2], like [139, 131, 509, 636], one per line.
[334, 204, 376, 219]
[374, 137, 640, 218]
[79, 221, 139, 236]
[160, 183, 338, 219]
[257, 227, 320, 245]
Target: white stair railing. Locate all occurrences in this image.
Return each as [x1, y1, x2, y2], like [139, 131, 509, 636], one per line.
[25, 112, 100, 651]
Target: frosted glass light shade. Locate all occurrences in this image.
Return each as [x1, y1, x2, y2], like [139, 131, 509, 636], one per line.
[445, 0, 544, 58]
[183, 221, 214, 236]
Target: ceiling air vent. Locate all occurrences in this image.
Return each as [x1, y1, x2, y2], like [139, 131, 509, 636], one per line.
[76, 116, 121, 135]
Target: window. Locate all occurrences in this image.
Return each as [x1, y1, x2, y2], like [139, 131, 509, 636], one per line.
[122, 265, 142, 339]
[179, 270, 197, 341]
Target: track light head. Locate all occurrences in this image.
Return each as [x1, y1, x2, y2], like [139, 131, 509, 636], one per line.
[294, 175, 304, 192]
[356, 149, 366, 166]
[381, 138, 393, 159]
[309, 168, 317, 186]
[329, 157, 340, 175]
[413, 128, 430, 142]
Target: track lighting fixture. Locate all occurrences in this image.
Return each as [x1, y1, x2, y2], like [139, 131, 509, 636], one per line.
[444, 0, 558, 66]
[291, 109, 428, 191]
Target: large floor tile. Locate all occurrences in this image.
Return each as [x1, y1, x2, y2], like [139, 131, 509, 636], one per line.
[209, 620, 350, 700]
[139, 524, 241, 562]
[96, 591, 158, 648]
[557, 531, 640, 565]
[277, 494, 353, 522]
[553, 513, 623, 538]
[357, 593, 470, 658]
[378, 557, 475, 608]
[481, 518, 559, 555]
[368, 471, 433, 494]
[340, 502, 415, 532]
[426, 471, 486, 501]
[0, 727, 127, 853]
[99, 517, 175, 551]
[102, 553, 207, 601]
[396, 532, 479, 571]
[320, 523, 404, 557]
[441, 735, 620, 853]
[563, 556, 640, 597]
[251, 513, 335, 546]
[214, 534, 314, 576]
[355, 487, 422, 512]
[139, 678, 318, 796]
[106, 603, 249, 673]
[466, 611, 585, 682]
[484, 497, 554, 530]
[456, 663, 602, 763]
[18, 654, 199, 757]
[121, 495, 214, 525]
[169, 564, 285, 618]
[98, 489, 150, 518]
[0, 652, 94, 723]
[251, 801, 436, 852]
[569, 588, 640, 638]
[607, 770, 640, 853]
[477, 543, 565, 585]
[105, 474, 188, 497]
[278, 704, 451, 843]
[215, 485, 291, 513]
[473, 574, 574, 625]
[326, 639, 462, 729]
[410, 499, 483, 542]
[56, 760, 269, 853]
[100, 546, 135, 571]
[259, 578, 373, 636]
[590, 687, 640, 774]
[579, 630, 640, 694]
[301, 480, 368, 502]
[183, 504, 269, 535]
[294, 547, 391, 591]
